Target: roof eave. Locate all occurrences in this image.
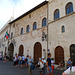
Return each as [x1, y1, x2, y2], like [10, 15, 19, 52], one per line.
[9, 1, 48, 24]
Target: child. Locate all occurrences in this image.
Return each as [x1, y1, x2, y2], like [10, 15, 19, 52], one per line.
[51, 58, 55, 73]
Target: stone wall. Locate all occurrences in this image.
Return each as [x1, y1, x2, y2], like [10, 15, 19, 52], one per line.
[48, 12, 75, 63]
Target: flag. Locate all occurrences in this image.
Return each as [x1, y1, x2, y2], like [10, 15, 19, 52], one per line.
[5, 32, 8, 39]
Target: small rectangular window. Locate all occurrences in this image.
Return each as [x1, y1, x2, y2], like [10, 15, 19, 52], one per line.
[62, 26, 65, 33]
[29, 14, 31, 18]
[13, 23, 15, 28]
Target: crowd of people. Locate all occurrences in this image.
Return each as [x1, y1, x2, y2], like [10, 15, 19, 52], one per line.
[0, 52, 75, 75]
[12, 53, 54, 75]
[13, 54, 28, 68]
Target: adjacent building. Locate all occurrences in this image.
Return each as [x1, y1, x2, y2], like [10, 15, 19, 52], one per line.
[48, 0, 75, 64]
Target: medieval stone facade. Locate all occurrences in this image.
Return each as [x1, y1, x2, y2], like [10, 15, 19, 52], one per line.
[0, 0, 75, 65]
[48, 0, 75, 64]
[0, 1, 48, 62]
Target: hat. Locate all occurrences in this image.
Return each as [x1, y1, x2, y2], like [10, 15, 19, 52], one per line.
[39, 58, 41, 60]
[42, 56, 44, 59]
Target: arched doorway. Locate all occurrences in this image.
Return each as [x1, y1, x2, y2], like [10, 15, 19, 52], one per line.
[8, 43, 14, 61]
[34, 42, 42, 63]
[19, 45, 24, 56]
[70, 44, 75, 61]
[55, 46, 64, 64]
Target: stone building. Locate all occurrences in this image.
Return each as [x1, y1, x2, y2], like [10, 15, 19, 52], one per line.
[48, 0, 75, 64]
[0, 1, 48, 62]
[0, 0, 75, 65]
[0, 17, 14, 59]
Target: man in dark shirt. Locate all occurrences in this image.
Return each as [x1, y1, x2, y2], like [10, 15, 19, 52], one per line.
[47, 53, 52, 75]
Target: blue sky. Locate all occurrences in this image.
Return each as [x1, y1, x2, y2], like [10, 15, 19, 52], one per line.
[0, 0, 46, 30]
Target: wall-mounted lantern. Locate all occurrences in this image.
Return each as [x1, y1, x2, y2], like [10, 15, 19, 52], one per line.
[42, 32, 47, 41]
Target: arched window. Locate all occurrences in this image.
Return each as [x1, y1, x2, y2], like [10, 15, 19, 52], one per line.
[33, 22, 37, 30]
[21, 28, 23, 34]
[62, 26, 65, 33]
[42, 18, 47, 27]
[26, 25, 29, 32]
[54, 9, 60, 20]
[66, 2, 73, 15]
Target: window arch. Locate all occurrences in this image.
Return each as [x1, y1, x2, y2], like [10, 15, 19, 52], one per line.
[21, 28, 23, 34]
[62, 26, 65, 33]
[33, 22, 37, 30]
[26, 25, 29, 32]
[54, 9, 60, 20]
[42, 18, 47, 27]
[66, 2, 73, 15]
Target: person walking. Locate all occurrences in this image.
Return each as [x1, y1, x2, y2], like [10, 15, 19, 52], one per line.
[38, 58, 44, 75]
[22, 55, 25, 68]
[51, 58, 55, 73]
[47, 53, 53, 75]
[4, 54, 7, 63]
[67, 58, 72, 69]
[42, 57, 46, 75]
[13, 54, 18, 67]
[18, 54, 22, 68]
[28, 56, 33, 75]
[62, 58, 75, 75]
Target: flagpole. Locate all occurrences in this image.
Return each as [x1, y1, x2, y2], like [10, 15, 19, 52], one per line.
[12, 4, 15, 18]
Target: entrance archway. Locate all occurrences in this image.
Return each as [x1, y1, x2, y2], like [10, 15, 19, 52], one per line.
[34, 42, 42, 63]
[55, 46, 64, 64]
[19, 45, 24, 56]
[8, 43, 14, 60]
[70, 44, 75, 61]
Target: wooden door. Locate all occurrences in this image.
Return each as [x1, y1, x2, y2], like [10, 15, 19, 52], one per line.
[19, 45, 24, 56]
[55, 46, 64, 64]
[8, 43, 14, 60]
[34, 42, 42, 63]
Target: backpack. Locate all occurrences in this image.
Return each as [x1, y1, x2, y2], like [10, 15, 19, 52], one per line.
[70, 67, 75, 75]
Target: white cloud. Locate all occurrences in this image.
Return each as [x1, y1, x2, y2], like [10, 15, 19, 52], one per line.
[0, 0, 45, 29]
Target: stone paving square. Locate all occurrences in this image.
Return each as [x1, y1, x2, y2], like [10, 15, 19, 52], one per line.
[0, 61, 64, 75]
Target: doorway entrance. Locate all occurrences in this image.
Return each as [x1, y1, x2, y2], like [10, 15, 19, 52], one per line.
[34, 42, 42, 63]
[8, 43, 14, 60]
[55, 46, 64, 64]
[19, 45, 24, 56]
[70, 44, 75, 61]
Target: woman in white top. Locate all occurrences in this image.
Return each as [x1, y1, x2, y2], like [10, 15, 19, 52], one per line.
[38, 58, 44, 75]
[13, 54, 17, 66]
[62, 59, 75, 75]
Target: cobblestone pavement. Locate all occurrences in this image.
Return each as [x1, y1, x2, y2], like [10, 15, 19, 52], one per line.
[0, 61, 64, 75]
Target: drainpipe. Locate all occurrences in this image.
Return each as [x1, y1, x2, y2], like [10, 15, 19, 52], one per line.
[47, 1, 49, 59]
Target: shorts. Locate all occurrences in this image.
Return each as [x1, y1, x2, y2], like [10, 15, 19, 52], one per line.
[52, 65, 54, 72]
[18, 60, 22, 65]
[22, 61, 25, 64]
[47, 66, 52, 73]
[39, 68, 43, 74]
